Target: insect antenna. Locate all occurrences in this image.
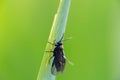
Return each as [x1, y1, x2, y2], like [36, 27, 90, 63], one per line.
[59, 33, 72, 42]
[62, 37, 72, 42]
[59, 33, 64, 42]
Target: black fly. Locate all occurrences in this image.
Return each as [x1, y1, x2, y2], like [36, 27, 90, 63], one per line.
[48, 34, 66, 75]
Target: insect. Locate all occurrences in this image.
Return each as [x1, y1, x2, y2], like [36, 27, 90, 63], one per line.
[48, 34, 66, 75]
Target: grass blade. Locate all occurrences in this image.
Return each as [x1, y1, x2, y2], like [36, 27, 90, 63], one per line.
[37, 0, 71, 80]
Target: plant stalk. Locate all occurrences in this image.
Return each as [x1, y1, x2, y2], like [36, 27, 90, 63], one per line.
[37, 0, 71, 80]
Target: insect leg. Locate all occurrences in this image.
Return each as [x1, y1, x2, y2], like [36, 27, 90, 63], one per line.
[48, 55, 54, 63]
[48, 42, 55, 45]
[45, 51, 53, 53]
[50, 55, 54, 60]
[64, 56, 74, 66]
[48, 39, 57, 45]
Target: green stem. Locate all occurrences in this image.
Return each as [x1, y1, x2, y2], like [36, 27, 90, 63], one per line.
[37, 0, 71, 80]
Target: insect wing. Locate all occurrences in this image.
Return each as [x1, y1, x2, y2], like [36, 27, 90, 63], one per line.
[60, 55, 66, 72]
[51, 61, 58, 75]
[51, 55, 66, 75]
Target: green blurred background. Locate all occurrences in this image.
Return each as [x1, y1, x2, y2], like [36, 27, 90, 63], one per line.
[0, 0, 120, 80]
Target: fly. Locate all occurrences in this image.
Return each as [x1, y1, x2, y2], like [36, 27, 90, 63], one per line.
[47, 34, 66, 75]
[47, 34, 73, 75]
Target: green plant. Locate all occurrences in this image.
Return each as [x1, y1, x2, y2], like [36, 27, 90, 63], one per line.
[37, 0, 71, 80]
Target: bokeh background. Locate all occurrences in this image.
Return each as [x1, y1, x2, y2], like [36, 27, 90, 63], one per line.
[0, 0, 120, 80]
